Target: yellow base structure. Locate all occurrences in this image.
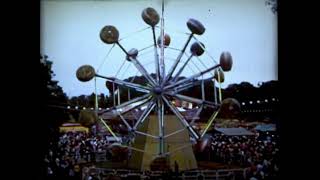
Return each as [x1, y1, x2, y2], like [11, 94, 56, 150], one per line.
[128, 115, 197, 171]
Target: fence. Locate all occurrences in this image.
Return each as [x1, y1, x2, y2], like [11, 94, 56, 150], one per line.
[95, 151, 107, 162]
[82, 167, 245, 180]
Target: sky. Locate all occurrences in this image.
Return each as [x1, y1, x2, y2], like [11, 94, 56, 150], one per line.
[40, 0, 277, 97]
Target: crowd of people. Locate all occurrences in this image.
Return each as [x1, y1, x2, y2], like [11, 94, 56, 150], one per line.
[44, 131, 113, 179]
[198, 131, 279, 180]
[44, 125, 279, 179]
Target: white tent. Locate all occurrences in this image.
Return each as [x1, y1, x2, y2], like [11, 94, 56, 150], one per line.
[215, 127, 254, 136]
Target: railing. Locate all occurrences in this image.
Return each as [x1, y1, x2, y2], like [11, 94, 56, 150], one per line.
[82, 167, 245, 180]
[181, 169, 245, 180]
[95, 151, 107, 162]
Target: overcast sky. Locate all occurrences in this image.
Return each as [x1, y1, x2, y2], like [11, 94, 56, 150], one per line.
[40, 0, 277, 97]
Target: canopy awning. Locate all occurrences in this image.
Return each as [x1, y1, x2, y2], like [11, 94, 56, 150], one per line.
[59, 125, 89, 133]
[255, 124, 276, 131]
[214, 127, 254, 136]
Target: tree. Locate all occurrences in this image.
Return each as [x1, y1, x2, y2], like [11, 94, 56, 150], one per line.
[40, 54, 70, 178]
[77, 95, 88, 107]
[69, 96, 79, 106]
[265, 0, 277, 14]
[88, 93, 96, 108]
[78, 109, 98, 127]
[40, 54, 69, 126]
[99, 93, 107, 108]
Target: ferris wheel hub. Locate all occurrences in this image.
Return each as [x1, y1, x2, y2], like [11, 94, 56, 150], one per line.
[152, 86, 163, 96]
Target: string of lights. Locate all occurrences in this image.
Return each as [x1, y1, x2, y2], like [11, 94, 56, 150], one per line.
[47, 97, 278, 112]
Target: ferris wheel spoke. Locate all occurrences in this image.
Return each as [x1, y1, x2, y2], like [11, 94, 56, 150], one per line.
[167, 47, 204, 76]
[163, 128, 186, 139]
[159, 0, 166, 84]
[164, 64, 220, 91]
[169, 77, 216, 95]
[98, 118, 121, 142]
[118, 144, 151, 154]
[96, 74, 151, 93]
[115, 41, 157, 86]
[152, 27, 161, 83]
[190, 105, 204, 125]
[157, 98, 165, 154]
[164, 143, 192, 157]
[165, 92, 218, 109]
[169, 81, 198, 93]
[128, 57, 157, 87]
[135, 130, 158, 139]
[118, 96, 152, 115]
[115, 94, 150, 110]
[117, 112, 133, 131]
[162, 96, 199, 140]
[138, 44, 154, 53]
[200, 110, 219, 139]
[133, 100, 156, 130]
[100, 94, 151, 116]
[162, 33, 194, 86]
[171, 54, 193, 83]
[192, 36, 219, 64]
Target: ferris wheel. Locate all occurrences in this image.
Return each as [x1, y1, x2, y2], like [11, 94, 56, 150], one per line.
[76, 1, 238, 159]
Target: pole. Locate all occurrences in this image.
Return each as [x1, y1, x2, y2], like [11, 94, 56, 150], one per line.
[112, 82, 116, 107]
[117, 88, 121, 106]
[159, 0, 166, 83]
[95, 77, 98, 111]
[201, 78, 205, 101]
[214, 80, 217, 104]
[172, 54, 194, 82]
[152, 26, 160, 83]
[128, 88, 130, 101]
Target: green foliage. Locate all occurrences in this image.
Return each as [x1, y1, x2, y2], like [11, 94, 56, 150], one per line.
[265, 0, 277, 14]
[40, 54, 69, 126]
[78, 109, 98, 127]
